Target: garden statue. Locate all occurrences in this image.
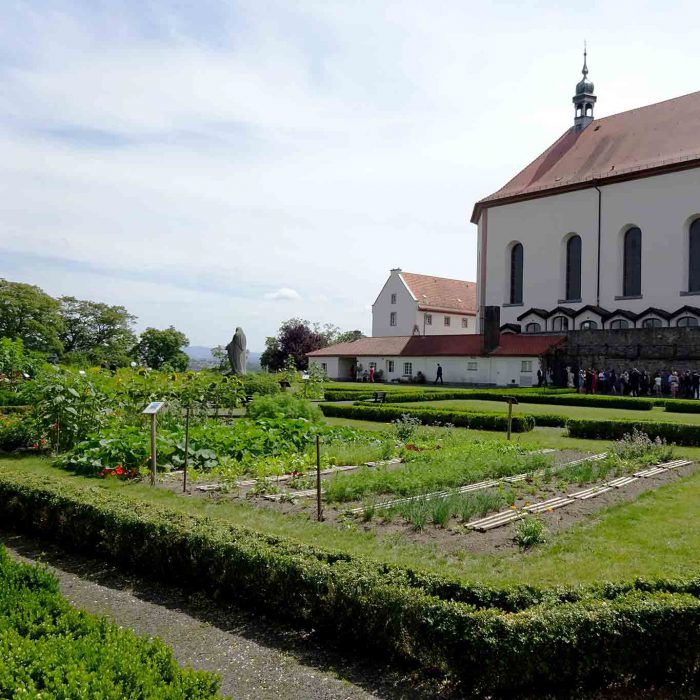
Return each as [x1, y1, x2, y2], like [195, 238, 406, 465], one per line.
[226, 327, 247, 375]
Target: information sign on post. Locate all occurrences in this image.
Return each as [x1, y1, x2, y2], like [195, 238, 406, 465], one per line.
[142, 402, 165, 485]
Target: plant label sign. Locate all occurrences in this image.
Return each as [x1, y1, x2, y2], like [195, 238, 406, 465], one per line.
[142, 402, 165, 415]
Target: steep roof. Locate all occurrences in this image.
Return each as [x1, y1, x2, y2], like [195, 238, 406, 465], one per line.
[471, 90, 700, 223]
[307, 334, 565, 358]
[400, 272, 477, 314]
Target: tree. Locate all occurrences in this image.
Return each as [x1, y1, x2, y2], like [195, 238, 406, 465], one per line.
[333, 329, 365, 344]
[133, 326, 190, 371]
[0, 279, 63, 353]
[260, 318, 328, 371]
[59, 296, 137, 363]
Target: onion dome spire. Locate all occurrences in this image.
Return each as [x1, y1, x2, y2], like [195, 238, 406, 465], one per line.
[573, 42, 597, 130]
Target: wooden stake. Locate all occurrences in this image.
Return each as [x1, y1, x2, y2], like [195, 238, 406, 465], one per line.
[183, 405, 190, 493]
[316, 435, 323, 522]
[507, 401, 513, 441]
[150, 413, 157, 486]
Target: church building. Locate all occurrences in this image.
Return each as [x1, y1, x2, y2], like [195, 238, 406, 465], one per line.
[473, 51, 700, 333]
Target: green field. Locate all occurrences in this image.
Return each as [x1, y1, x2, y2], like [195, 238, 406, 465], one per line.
[3, 453, 698, 587]
[394, 398, 700, 424]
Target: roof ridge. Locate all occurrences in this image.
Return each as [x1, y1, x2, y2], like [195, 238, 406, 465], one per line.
[402, 272, 476, 284]
[593, 89, 700, 124]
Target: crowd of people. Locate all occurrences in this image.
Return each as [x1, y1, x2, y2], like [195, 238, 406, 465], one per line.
[565, 366, 700, 398]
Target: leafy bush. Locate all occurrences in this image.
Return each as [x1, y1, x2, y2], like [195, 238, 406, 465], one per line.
[247, 392, 322, 422]
[320, 403, 535, 432]
[0, 546, 223, 698]
[1, 468, 699, 696]
[514, 516, 547, 550]
[566, 418, 700, 446]
[241, 372, 281, 396]
[392, 413, 421, 441]
[0, 412, 38, 452]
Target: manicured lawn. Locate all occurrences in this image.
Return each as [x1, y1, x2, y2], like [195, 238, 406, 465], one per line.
[394, 398, 700, 424]
[2, 453, 698, 587]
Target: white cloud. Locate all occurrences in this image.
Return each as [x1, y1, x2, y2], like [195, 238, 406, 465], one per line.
[264, 287, 302, 301]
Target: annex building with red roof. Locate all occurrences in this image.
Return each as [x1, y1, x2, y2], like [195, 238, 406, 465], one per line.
[473, 50, 700, 335]
[371, 268, 477, 337]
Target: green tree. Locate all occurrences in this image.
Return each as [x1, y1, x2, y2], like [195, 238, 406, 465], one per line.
[59, 296, 137, 364]
[0, 279, 63, 353]
[333, 329, 365, 344]
[133, 327, 189, 371]
[260, 319, 327, 371]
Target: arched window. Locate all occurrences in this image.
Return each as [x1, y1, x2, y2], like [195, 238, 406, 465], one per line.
[565, 235, 582, 301]
[642, 318, 662, 328]
[609, 319, 630, 329]
[579, 320, 598, 330]
[689, 219, 700, 293]
[677, 316, 699, 327]
[551, 316, 568, 331]
[524, 322, 541, 333]
[509, 243, 523, 304]
[623, 227, 642, 296]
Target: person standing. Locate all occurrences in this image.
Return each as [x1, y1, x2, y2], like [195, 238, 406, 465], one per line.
[435, 363, 443, 385]
[368, 366, 375, 383]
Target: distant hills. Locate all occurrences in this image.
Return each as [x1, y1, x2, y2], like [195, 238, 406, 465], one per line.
[184, 346, 262, 371]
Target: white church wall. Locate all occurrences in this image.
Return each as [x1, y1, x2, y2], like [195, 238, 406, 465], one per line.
[479, 167, 700, 328]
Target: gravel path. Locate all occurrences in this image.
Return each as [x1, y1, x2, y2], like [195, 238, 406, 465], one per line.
[1, 531, 427, 700]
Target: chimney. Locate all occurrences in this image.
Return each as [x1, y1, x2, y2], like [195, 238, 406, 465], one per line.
[482, 305, 500, 354]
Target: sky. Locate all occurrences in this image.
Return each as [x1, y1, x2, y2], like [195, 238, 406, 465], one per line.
[2, 1, 700, 350]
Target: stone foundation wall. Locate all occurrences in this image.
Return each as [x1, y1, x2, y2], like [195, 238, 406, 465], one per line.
[559, 327, 700, 372]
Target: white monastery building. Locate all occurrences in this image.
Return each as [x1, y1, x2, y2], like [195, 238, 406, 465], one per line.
[372, 269, 477, 336]
[308, 270, 562, 386]
[473, 51, 700, 333]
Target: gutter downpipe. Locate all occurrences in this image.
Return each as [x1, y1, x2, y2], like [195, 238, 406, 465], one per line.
[594, 183, 602, 307]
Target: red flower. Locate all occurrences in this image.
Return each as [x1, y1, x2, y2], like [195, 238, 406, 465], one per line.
[32, 443, 39, 450]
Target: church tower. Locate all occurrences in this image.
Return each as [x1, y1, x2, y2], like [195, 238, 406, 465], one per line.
[573, 46, 596, 130]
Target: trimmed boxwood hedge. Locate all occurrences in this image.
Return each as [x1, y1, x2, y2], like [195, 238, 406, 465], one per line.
[320, 402, 536, 432]
[566, 417, 700, 445]
[0, 468, 699, 695]
[324, 389, 655, 410]
[0, 545, 222, 698]
[664, 400, 700, 414]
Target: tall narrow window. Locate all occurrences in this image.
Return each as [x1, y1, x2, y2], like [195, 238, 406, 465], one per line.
[509, 243, 523, 304]
[389, 312, 397, 326]
[689, 219, 700, 292]
[565, 235, 582, 300]
[551, 316, 568, 331]
[623, 227, 642, 297]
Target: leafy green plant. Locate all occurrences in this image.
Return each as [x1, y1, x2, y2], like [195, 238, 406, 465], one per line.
[247, 392, 323, 422]
[514, 515, 547, 550]
[392, 413, 422, 442]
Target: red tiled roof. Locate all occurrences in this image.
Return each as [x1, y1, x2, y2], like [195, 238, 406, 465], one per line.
[307, 336, 410, 357]
[471, 91, 700, 223]
[400, 272, 477, 314]
[307, 334, 565, 358]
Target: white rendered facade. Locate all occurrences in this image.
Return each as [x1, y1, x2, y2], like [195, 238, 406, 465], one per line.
[309, 354, 539, 386]
[477, 167, 700, 331]
[372, 269, 476, 337]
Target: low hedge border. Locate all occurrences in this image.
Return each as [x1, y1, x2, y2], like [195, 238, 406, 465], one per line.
[566, 417, 700, 445]
[0, 468, 699, 695]
[320, 402, 536, 432]
[0, 545, 223, 698]
[324, 389, 655, 410]
[664, 400, 700, 414]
